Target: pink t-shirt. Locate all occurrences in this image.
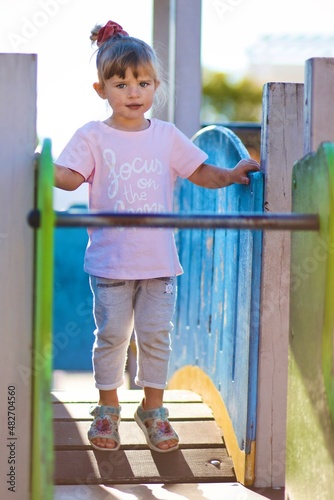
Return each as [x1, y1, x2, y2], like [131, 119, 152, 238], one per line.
[56, 118, 208, 279]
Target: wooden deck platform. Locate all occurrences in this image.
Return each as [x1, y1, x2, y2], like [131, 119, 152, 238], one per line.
[53, 388, 284, 499]
[53, 389, 236, 485]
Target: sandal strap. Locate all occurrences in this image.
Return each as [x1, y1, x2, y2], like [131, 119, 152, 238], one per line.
[89, 404, 121, 419]
[135, 403, 179, 449]
[136, 404, 169, 423]
[88, 406, 121, 448]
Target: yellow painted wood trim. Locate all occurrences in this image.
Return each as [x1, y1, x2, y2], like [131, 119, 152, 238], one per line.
[168, 366, 255, 485]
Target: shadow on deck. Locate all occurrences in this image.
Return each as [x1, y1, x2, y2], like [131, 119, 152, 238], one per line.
[52, 384, 284, 499]
[53, 389, 235, 484]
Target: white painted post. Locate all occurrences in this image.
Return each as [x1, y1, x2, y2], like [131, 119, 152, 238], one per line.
[173, 0, 202, 137]
[304, 57, 334, 154]
[153, 0, 170, 122]
[153, 0, 202, 137]
[0, 54, 37, 500]
[255, 83, 304, 488]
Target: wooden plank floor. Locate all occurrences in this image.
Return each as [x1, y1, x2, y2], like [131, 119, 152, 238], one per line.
[54, 483, 274, 500]
[53, 389, 236, 486]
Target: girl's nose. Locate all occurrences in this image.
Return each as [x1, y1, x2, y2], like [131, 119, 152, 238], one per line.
[128, 86, 140, 97]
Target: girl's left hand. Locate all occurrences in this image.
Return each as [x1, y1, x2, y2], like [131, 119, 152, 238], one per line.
[231, 158, 260, 185]
[188, 159, 260, 189]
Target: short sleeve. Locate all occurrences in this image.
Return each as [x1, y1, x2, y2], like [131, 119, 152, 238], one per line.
[55, 130, 95, 181]
[170, 125, 208, 179]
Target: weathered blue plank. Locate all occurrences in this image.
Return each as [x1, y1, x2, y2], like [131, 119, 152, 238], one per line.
[246, 183, 263, 450]
[170, 125, 264, 454]
[53, 213, 94, 371]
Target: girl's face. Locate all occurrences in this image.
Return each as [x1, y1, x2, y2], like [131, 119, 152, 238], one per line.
[93, 66, 159, 130]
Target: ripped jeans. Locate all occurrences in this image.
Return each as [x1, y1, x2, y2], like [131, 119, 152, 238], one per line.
[89, 276, 177, 391]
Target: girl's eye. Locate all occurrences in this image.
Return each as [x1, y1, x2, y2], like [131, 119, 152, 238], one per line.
[139, 82, 149, 87]
[117, 83, 126, 89]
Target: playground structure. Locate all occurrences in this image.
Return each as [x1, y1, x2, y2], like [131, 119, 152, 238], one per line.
[1, 51, 334, 499]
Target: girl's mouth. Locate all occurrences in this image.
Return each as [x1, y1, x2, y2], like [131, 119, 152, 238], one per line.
[127, 104, 142, 110]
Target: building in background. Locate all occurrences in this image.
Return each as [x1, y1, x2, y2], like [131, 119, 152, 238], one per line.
[202, 33, 334, 161]
[247, 33, 334, 84]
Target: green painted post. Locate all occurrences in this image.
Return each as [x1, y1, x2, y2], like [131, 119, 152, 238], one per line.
[321, 143, 334, 426]
[287, 142, 334, 500]
[31, 139, 54, 500]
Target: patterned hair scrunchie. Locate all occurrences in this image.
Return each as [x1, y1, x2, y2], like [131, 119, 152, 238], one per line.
[97, 21, 129, 47]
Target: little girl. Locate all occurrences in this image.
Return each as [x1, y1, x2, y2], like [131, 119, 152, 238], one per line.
[54, 20, 260, 453]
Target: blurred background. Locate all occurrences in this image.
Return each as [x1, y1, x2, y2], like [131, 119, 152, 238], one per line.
[1, 0, 334, 384]
[1, 0, 333, 208]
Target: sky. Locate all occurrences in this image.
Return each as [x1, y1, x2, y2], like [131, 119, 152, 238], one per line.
[1, 0, 333, 208]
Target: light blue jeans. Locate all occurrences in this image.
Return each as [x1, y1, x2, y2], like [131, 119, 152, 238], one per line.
[89, 276, 177, 391]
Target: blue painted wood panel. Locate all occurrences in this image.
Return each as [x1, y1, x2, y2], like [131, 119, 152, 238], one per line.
[53, 211, 94, 371]
[170, 126, 264, 453]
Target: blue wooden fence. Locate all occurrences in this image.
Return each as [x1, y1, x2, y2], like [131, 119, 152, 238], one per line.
[169, 125, 264, 456]
[53, 208, 92, 371]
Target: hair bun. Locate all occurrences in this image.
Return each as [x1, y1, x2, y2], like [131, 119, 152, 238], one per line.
[90, 24, 102, 45]
[90, 21, 129, 47]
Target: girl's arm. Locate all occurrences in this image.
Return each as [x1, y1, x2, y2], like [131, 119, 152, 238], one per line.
[54, 164, 85, 191]
[187, 158, 260, 189]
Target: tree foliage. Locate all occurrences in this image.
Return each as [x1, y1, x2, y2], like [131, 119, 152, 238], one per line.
[202, 71, 262, 122]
